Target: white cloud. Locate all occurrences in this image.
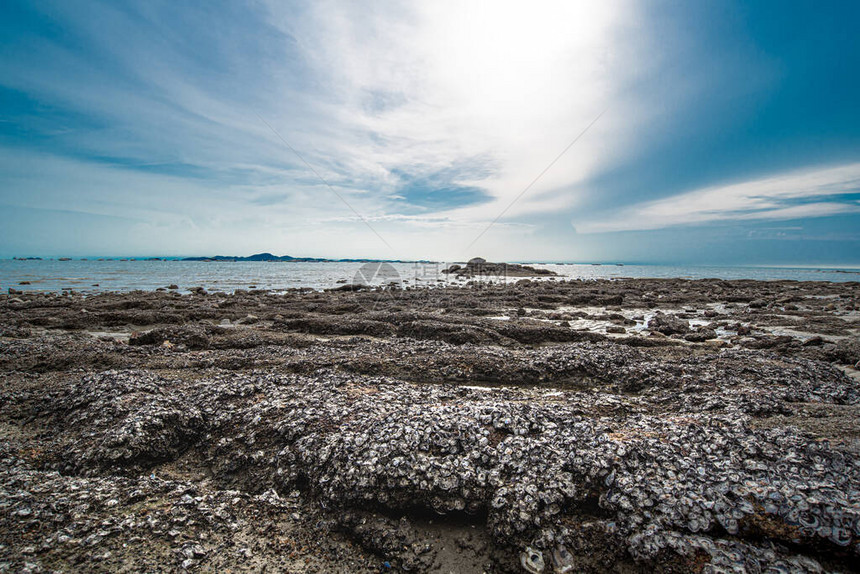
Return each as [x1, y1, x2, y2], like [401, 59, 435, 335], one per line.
[577, 163, 860, 233]
[261, 0, 648, 222]
[2, 0, 688, 259]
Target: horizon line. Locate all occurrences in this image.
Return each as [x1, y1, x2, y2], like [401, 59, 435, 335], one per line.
[3, 254, 860, 271]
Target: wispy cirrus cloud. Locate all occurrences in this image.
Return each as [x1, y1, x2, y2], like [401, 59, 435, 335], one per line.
[577, 163, 860, 233]
[1, 0, 657, 259]
[260, 0, 651, 220]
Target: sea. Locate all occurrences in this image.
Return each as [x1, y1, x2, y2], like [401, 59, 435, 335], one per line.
[1, 259, 858, 295]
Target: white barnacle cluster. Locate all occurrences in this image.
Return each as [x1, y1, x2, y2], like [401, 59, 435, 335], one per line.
[46, 366, 860, 571]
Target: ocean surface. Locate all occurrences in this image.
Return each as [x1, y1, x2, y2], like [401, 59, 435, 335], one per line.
[1, 259, 858, 294]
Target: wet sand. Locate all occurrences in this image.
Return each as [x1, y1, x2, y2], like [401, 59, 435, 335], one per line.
[1, 278, 859, 572]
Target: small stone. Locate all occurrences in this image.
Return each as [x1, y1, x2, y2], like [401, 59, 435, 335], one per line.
[685, 328, 717, 342]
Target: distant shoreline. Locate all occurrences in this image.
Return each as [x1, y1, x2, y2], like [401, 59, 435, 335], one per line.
[6, 255, 860, 272]
[10, 253, 435, 264]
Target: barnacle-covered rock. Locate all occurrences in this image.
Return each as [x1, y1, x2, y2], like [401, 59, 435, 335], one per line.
[19, 366, 858, 572]
[2, 278, 859, 572]
[646, 312, 690, 335]
[129, 325, 215, 349]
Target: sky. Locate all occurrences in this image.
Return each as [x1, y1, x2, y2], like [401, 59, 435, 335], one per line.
[1, 0, 859, 265]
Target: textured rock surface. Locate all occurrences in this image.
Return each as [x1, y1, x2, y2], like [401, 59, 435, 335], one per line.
[647, 312, 690, 335]
[1, 277, 859, 572]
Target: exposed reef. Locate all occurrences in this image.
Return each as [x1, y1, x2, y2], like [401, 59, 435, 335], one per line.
[1, 277, 859, 572]
[443, 257, 559, 278]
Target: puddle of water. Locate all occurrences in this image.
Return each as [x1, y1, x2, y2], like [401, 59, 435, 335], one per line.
[838, 366, 860, 384]
[492, 301, 857, 344]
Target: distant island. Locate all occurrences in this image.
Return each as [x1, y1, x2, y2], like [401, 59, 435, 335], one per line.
[441, 257, 558, 277]
[9, 254, 433, 263]
[181, 252, 430, 263]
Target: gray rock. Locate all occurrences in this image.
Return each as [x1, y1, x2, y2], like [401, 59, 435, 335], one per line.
[647, 312, 689, 335]
[684, 328, 717, 342]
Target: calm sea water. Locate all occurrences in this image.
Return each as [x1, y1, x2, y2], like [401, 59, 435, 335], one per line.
[0, 259, 858, 294]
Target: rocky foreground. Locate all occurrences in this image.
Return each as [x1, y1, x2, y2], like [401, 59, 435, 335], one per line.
[1, 278, 859, 573]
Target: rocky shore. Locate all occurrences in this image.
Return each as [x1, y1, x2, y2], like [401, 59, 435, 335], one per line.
[443, 258, 558, 278]
[1, 277, 859, 573]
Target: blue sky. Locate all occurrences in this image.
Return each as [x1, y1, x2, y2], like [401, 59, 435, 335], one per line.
[1, 0, 858, 264]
